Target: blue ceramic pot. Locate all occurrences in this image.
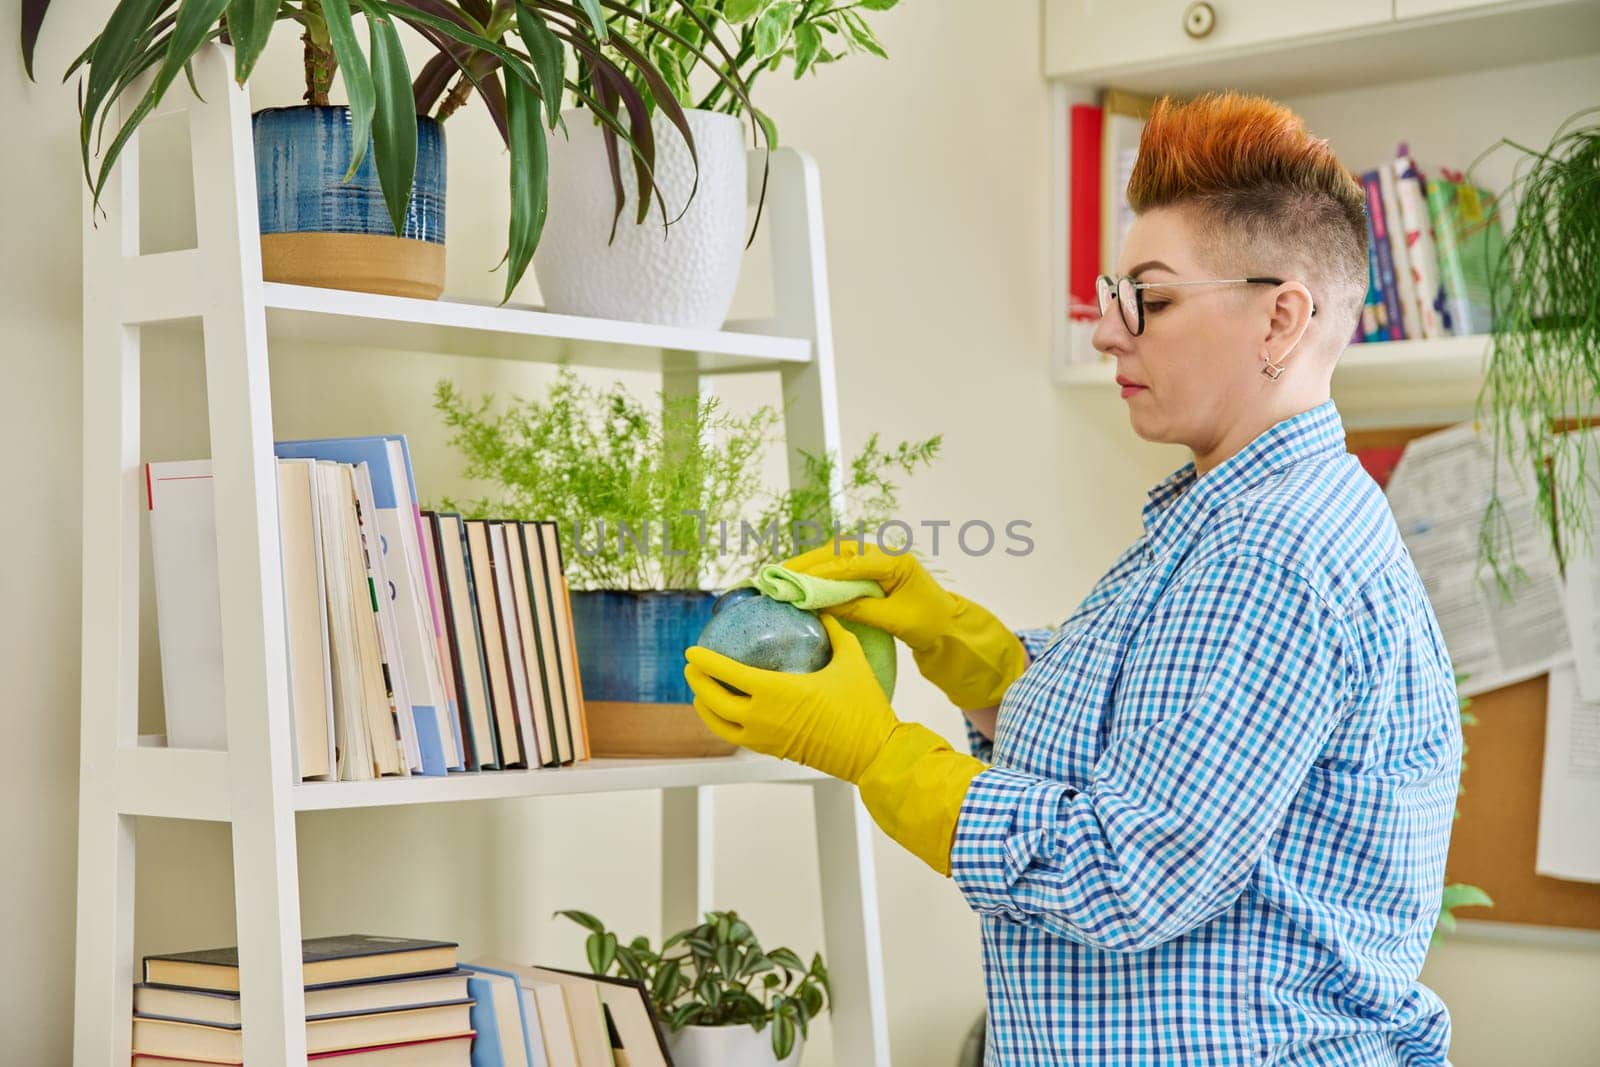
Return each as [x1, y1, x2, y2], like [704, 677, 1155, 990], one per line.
[569, 590, 719, 704]
[252, 105, 447, 298]
[253, 105, 446, 240]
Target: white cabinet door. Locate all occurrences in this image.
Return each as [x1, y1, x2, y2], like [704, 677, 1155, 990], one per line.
[1043, 0, 1394, 78]
[1394, 0, 1508, 17]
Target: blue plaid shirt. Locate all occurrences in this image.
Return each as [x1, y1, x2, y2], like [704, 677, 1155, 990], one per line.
[953, 400, 1461, 1065]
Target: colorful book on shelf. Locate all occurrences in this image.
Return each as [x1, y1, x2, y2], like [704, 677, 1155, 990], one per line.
[349, 461, 423, 775]
[1377, 160, 1423, 341]
[502, 524, 561, 768]
[463, 966, 543, 1067]
[143, 935, 460, 993]
[1359, 186, 1387, 343]
[1361, 169, 1406, 340]
[277, 436, 461, 776]
[1068, 101, 1103, 321]
[1393, 146, 1451, 339]
[466, 959, 611, 1067]
[1425, 167, 1507, 337]
[521, 522, 584, 764]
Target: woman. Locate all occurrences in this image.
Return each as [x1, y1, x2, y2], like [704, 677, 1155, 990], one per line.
[684, 92, 1462, 1065]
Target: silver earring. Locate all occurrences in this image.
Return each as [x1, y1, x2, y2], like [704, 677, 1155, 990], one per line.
[1260, 355, 1284, 381]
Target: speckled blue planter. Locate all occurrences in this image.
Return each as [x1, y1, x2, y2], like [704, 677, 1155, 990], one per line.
[569, 590, 719, 704]
[252, 105, 447, 298]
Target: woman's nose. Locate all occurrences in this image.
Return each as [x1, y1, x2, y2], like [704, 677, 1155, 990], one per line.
[1092, 305, 1133, 354]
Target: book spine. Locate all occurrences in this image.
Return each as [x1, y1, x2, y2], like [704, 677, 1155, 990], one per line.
[1377, 161, 1422, 341]
[1426, 177, 1472, 337]
[1363, 170, 1405, 340]
[1394, 154, 1448, 339]
[1068, 103, 1103, 320]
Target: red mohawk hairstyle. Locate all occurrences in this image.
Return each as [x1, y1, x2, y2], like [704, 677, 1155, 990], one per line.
[1127, 92, 1369, 347]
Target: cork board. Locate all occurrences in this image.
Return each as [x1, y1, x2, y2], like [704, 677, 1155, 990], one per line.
[1347, 424, 1600, 932]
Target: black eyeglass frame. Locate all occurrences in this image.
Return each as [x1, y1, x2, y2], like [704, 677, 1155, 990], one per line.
[1095, 274, 1317, 336]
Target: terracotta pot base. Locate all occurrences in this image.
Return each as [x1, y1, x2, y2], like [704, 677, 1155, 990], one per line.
[584, 701, 737, 759]
[261, 232, 445, 299]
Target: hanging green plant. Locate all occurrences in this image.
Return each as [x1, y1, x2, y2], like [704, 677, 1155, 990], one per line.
[1474, 106, 1600, 590]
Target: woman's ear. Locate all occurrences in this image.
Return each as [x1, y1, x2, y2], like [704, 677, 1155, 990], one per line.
[1263, 282, 1316, 361]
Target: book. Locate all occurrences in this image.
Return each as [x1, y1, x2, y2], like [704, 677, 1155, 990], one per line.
[134, 970, 473, 1027]
[432, 513, 500, 770]
[1068, 101, 1103, 320]
[490, 523, 546, 770]
[1359, 188, 1388, 343]
[463, 967, 536, 1067]
[277, 436, 456, 776]
[145, 460, 227, 751]
[504, 523, 561, 767]
[132, 1033, 475, 1065]
[417, 507, 466, 771]
[143, 936, 460, 993]
[466, 519, 524, 768]
[278, 458, 336, 780]
[540, 523, 590, 762]
[1392, 147, 1450, 339]
[538, 968, 670, 1067]
[350, 461, 423, 775]
[1377, 160, 1422, 340]
[518, 523, 575, 765]
[1425, 168, 1507, 336]
[131, 1000, 474, 1060]
[467, 959, 605, 1067]
[1361, 169, 1406, 340]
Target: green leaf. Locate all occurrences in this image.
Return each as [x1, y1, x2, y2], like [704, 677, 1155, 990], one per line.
[502, 68, 548, 301]
[515, 3, 565, 129]
[857, 0, 899, 8]
[1439, 883, 1494, 911]
[554, 909, 607, 934]
[320, 0, 374, 181]
[792, 23, 820, 77]
[358, 0, 415, 238]
[723, 0, 766, 23]
[767, 946, 804, 973]
[753, 1, 796, 61]
[92, 0, 228, 203]
[80, 0, 168, 184]
[771, 1009, 796, 1059]
[586, 930, 618, 975]
[224, 0, 278, 83]
[576, 0, 607, 40]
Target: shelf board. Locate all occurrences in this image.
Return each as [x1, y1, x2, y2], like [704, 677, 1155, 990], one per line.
[261, 283, 812, 372]
[1057, 333, 1491, 393]
[293, 752, 826, 811]
[1047, 0, 1600, 98]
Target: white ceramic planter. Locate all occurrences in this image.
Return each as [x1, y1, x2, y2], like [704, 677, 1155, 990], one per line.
[534, 107, 748, 329]
[666, 1023, 804, 1067]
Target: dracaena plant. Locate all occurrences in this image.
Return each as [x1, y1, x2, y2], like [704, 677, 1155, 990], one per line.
[556, 908, 829, 1061]
[22, 0, 772, 301]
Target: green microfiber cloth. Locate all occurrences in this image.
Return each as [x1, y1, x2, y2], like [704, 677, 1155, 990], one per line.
[739, 564, 897, 699]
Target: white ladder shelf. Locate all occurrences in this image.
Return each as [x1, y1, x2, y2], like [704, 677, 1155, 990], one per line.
[74, 44, 891, 1066]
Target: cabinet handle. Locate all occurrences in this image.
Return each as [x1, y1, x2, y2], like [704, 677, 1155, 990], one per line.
[1183, 1, 1217, 40]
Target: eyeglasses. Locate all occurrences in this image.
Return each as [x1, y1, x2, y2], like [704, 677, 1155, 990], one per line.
[1095, 274, 1316, 337]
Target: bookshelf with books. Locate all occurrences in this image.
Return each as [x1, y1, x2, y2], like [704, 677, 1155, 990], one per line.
[76, 45, 890, 1066]
[1044, 0, 1600, 424]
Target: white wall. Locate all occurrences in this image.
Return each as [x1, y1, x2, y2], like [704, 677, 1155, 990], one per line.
[3, 1, 1596, 1064]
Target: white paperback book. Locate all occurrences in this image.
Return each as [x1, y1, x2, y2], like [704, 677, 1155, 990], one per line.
[145, 460, 226, 750]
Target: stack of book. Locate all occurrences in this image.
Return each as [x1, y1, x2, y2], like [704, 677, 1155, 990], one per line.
[1350, 142, 1508, 344]
[145, 434, 591, 780]
[131, 935, 474, 1065]
[460, 957, 671, 1067]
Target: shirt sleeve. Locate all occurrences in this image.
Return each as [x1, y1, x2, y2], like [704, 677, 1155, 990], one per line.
[950, 552, 1353, 953]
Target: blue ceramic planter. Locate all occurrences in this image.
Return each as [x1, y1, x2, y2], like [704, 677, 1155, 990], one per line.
[569, 590, 719, 704]
[253, 105, 446, 241]
[252, 106, 447, 299]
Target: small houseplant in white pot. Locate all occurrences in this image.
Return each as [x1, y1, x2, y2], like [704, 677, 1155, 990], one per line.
[557, 908, 829, 1066]
[432, 366, 939, 757]
[534, 0, 903, 328]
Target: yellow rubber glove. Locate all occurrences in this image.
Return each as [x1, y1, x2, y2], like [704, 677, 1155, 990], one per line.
[683, 614, 986, 876]
[782, 542, 1027, 711]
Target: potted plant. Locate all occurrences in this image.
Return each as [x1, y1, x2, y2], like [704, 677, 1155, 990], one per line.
[556, 908, 828, 1066]
[23, 0, 752, 302]
[532, 0, 902, 328]
[432, 366, 939, 756]
[1470, 106, 1600, 588]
